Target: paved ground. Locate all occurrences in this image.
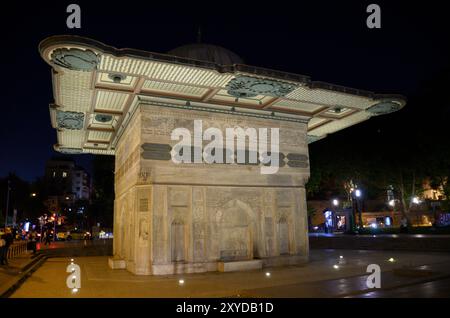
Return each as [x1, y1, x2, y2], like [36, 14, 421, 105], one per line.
[309, 233, 450, 252]
[353, 277, 450, 297]
[10, 249, 450, 298]
[0, 253, 35, 292]
[310, 233, 450, 238]
[0, 240, 112, 297]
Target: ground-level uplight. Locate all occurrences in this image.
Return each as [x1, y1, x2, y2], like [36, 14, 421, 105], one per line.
[72, 288, 78, 293]
[388, 258, 395, 262]
[333, 264, 339, 269]
[178, 279, 185, 285]
[265, 272, 271, 277]
[339, 255, 344, 259]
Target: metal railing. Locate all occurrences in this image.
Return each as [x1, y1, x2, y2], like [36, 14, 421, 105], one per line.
[7, 241, 28, 259]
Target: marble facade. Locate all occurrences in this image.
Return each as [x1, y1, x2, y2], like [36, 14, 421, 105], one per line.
[39, 36, 405, 276]
[112, 104, 309, 275]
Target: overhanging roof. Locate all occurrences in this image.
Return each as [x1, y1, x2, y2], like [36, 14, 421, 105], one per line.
[39, 35, 406, 155]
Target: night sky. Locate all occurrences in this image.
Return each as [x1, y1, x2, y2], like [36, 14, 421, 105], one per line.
[0, 1, 449, 181]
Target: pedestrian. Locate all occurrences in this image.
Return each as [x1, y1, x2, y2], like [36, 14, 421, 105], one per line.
[1, 228, 14, 265]
[27, 231, 37, 255]
[44, 229, 52, 246]
[400, 217, 408, 233]
[0, 232, 6, 265]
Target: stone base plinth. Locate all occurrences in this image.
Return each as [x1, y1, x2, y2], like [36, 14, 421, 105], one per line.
[152, 262, 218, 275]
[261, 255, 308, 267]
[218, 260, 263, 272]
[108, 257, 126, 269]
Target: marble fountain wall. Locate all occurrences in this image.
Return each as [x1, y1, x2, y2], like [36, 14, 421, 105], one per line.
[111, 103, 310, 275]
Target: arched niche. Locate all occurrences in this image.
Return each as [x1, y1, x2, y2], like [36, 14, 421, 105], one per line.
[119, 201, 128, 259]
[278, 216, 290, 255]
[217, 199, 256, 261]
[171, 219, 186, 262]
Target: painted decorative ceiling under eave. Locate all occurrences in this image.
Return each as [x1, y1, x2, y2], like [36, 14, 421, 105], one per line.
[39, 35, 406, 155]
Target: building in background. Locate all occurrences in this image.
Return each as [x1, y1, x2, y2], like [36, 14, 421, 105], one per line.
[44, 157, 91, 215]
[422, 178, 447, 201]
[72, 166, 91, 200]
[44, 157, 75, 195]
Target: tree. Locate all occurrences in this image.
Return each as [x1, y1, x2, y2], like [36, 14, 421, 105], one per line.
[89, 156, 115, 228]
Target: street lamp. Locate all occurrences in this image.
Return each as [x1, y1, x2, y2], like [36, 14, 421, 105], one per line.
[332, 199, 339, 207]
[356, 189, 363, 229]
[351, 188, 363, 231]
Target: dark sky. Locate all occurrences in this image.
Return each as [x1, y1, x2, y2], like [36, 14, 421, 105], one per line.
[0, 0, 449, 181]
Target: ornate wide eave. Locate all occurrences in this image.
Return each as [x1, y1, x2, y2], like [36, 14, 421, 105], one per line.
[39, 35, 406, 155]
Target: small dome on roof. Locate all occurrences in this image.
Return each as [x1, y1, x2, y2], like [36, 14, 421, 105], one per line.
[168, 43, 244, 65]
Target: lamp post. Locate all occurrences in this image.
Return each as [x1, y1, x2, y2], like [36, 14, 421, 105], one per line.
[348, 188, 362, 233]
[332, 199, 339, 233]
[389, 199, 395, 227]
[4, 179, 10, 229]
[38, 216, 44, 242]
[355, 189, 363, 230]
[53, 213, 57, 242]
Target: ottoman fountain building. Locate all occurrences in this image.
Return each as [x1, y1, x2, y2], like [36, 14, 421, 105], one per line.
[39, 36, 405, 275]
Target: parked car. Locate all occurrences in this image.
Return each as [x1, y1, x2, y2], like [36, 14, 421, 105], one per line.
[56, 231, 70, 241]
[68, 230, 91, 240]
